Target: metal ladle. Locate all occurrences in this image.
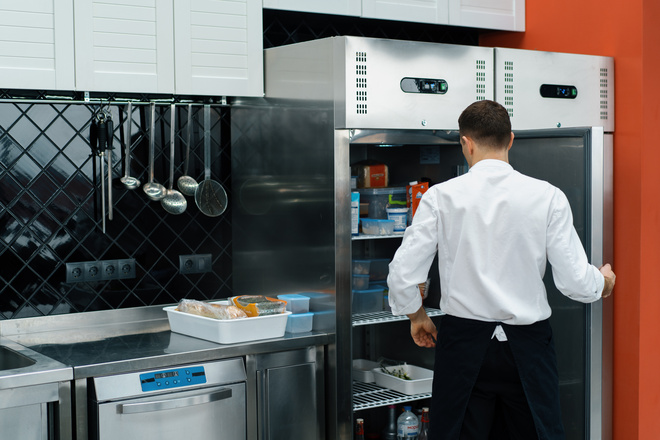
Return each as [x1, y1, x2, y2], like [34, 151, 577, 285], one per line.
[161, 104, 187, 215]
[120, 102, 140, 190]
[177, 104, 199, 196]
[194, 105, 228, 217]
[143, 102, 166, 201]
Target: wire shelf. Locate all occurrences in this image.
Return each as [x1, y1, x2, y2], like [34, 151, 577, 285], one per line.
[352, 233, 404, 240]
[352, 307, 444, 327]
[353, 381, 432, 411]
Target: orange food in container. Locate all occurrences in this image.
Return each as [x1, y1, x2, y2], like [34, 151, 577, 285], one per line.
[230, 295, 287, 317]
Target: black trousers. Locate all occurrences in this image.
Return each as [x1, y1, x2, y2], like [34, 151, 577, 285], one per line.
[428, 315, 565, 440]
[459, 337, 537, 439]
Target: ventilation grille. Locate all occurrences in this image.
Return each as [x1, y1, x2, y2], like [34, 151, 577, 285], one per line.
[475, 60, 487, 101]
[356, 51, 367, 115]
[599, 67, 609, 121]
[503, 61, 514, 118]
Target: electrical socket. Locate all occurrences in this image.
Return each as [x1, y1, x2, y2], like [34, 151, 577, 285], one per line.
[65, 262, 85, 283]
[117, 259, 136, 279]
[101, 260, 118, 280]
[84, 261, 103, 282]
[179, 254, 212, 274]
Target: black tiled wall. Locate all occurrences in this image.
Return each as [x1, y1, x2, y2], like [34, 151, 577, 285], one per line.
[0, 10, 478, 320]
[0, 103, 232, 319]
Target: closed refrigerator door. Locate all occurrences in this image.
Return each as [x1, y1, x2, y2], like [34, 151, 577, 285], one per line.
[508, 127, 611, 440]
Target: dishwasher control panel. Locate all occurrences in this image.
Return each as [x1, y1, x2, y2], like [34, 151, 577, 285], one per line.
[139, 365, 206, 392]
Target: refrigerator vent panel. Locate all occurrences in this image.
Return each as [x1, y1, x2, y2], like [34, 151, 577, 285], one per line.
[504, 61, 514, 117]
[353, 381, 433, 411]
[356, 51, 368, 115]
[600, 68, 609, 121]
[476, 59, 487, 101]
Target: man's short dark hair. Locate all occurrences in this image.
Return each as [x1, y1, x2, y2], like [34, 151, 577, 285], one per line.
[458, 100, 512, 149]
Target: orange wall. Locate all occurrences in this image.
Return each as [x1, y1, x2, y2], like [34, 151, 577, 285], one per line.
[481, 2, 660, 439]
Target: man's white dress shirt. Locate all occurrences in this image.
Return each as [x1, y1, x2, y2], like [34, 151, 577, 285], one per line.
[387, 159, 604, 326]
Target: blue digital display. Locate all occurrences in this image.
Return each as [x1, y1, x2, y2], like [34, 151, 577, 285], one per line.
[139, 366, 206, 392]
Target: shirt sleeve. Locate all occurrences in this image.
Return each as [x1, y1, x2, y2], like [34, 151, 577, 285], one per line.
[387, 192, 440, 316]
[546, 189, 604, 303]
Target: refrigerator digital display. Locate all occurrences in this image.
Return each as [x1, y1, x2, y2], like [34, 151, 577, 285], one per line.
[540, 84, 578, 99]
[400, 78, 448, 94]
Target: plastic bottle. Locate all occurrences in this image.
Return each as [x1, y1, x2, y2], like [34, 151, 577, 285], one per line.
[382, 405, 398, 440]
[418, 407, 430, 440]
[397, 406, 419, 439]
[355, 418, 365, 440]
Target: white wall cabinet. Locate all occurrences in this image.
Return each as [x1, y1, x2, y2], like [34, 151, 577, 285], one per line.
[0, 1, 75, 90]
[448, 0, 524, 32]
[73, 0, 175, 94]
[266, 0, 524, 31]
[174, 0, 263, 96]
[362, 0, 449, 25]
[263, 0, 361, 17]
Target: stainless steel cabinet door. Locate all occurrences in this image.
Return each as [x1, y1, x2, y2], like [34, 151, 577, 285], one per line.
[261, 363, 318, 440]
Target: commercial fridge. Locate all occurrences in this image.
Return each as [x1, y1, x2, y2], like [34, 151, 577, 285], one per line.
[231, 36, 613, 440]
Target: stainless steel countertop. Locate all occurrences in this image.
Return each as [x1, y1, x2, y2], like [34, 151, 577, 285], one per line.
[4, 305, 334, 378]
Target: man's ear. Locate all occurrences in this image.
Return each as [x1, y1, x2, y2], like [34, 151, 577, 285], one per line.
[507, 132, 514, 151]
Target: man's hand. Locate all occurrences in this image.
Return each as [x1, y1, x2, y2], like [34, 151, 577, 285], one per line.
[407, 307, 438, 348]
[599, 263, 615, 298]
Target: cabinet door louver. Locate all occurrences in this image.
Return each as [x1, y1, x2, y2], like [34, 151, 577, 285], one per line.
[174, 0, 263, 96]
[0, 1, 75, 90]
[74, 0, 174, 93]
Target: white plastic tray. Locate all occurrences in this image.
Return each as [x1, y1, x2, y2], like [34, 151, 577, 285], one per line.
[372, 364, 433, 395]
[352, 359, 379, 383]
[164, 302, 291, 344]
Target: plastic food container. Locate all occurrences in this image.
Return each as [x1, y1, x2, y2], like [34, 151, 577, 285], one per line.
[372, 364, 434, 395]
[369, 258, 390, 281]
[352, 286, 385, 314]
[352, 359, 380, 383]
[361, 218, 395, 236]
[277, 294, 310, 314]
[352, 259, 371, 275]
[285, 312, 314, 333]
[164, 301, 291, 344]
[386, 206, 408, 233]
[358, 187, 406, 219]
[352, 274, 370, 290]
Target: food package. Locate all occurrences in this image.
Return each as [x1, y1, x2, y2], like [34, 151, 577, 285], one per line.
[175, 299, 247, 320]
[352, 162, 389, 188]
[230, 295, 287, 317]
[406, 181, 429, 225]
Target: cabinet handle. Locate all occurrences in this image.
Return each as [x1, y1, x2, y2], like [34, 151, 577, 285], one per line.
[117, 388, 232, 414]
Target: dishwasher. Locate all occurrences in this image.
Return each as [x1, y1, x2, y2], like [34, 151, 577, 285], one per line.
[89, 357, 246, 440]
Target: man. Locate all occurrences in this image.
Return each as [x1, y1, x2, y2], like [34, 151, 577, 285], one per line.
[387, 100, 615, 440]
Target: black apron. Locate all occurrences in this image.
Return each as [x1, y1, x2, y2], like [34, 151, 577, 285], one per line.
[429, 315, 565, 440]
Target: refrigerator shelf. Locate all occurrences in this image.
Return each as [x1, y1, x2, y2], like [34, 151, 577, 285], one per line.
[352, 307, 444, 327]
[352, 233, 404, 241]
[353, 380, 432, 411]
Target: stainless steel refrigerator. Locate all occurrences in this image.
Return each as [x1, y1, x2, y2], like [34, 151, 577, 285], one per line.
[231, 37, 613, 440]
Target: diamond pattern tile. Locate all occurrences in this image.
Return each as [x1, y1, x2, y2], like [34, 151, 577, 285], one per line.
[0, 101, 232, 319]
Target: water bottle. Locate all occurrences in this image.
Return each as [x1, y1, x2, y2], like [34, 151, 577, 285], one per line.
[397, 406, 419, 439]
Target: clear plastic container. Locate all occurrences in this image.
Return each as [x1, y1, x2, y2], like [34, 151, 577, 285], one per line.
[285, 312, 313, 333]
[352, 286, 385, 314]
[397, 406, 420, 439]
[369, 258, 391, 281]
[352, 259, 371, 275]
[361, 218, 395, 235]
[277, 294, 310, 314]
[352, 274, 370, 290]
[358, 187, 406, 219]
